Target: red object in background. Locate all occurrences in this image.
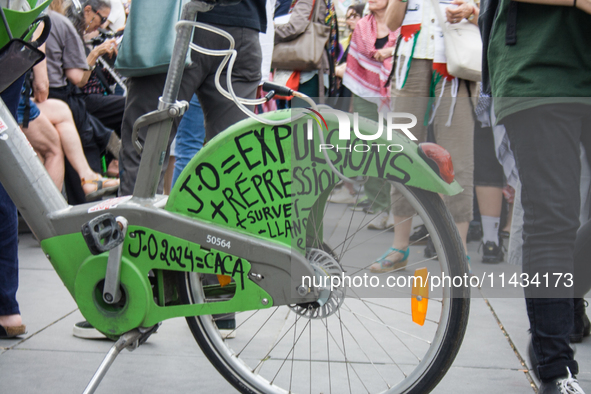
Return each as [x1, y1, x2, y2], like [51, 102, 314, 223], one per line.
[503, 185, 515, 204]
[418, 142, 455, 184]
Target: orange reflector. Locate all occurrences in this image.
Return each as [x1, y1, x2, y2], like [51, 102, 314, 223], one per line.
[411, 268, 429, 326]
[217, 275, 232, 287]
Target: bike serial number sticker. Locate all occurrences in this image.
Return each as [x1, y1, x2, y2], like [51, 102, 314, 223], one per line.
[206, 235, 231, 249]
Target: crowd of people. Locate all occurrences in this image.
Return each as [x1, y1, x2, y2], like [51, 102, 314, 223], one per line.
[1, 0, 591, 393]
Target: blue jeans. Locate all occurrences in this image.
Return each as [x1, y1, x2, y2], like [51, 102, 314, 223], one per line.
[172, 94, 205, 187]
[0, 183, 19, 316]
[504, 103, 591, 382]
[0, 76, 25, 316]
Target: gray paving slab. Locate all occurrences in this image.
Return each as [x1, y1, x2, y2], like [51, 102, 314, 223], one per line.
[452, 298, 524, 370]
[2, 220, 588, 393]
[0, 347, 234, 394]
[434, 366, 534, 393]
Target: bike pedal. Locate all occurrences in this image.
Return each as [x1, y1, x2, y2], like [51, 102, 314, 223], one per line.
[81, 213, 125, 255]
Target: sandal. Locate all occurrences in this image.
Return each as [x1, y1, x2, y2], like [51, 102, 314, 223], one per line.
[0, 323, 27, 339]
[82, 175, 120, 202]
[370, 247, 409, 273]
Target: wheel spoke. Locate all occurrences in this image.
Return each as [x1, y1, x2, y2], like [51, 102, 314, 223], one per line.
[250, 311, 304, 371]
[341, 303, 432, 344]
[183, 181, 468, 394]
[320, 316, 371, 393]
[337, 309, 394, 389]
[337, 309, 353, 394]
[236, 307, 281, 357]
[347, 288, 425, 362]
[270, 318, 311, 385]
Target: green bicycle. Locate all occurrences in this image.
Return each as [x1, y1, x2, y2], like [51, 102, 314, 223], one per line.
[0, 0, 470, 392]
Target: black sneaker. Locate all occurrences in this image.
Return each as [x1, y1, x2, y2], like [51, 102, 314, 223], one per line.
[467, 220, 483, 243]
[409, 225, 428, 245]
[215, 318, 236, 339]
[350, 199, 370, 211]
[482, 240, 504, 263]
[424, 238, 437, 259]
[571, 299, 590, 343]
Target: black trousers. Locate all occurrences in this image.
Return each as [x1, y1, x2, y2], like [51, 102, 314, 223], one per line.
[119, 25, 262, 196]
[504, 103, 591, 382]
[83, 93, 125, 137]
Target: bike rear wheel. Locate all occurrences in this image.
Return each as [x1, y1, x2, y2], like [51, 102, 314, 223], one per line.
[179, 182, 470, 393]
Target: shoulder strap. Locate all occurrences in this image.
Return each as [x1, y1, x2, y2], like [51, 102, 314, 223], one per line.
[309, 0, 322, 21]
[505, 1, 518, 45]
[429, 0, 450, 35]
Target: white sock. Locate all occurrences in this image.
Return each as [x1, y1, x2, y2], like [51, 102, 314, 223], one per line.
[481, 216, 500, 245]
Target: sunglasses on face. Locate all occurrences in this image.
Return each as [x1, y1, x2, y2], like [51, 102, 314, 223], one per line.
[346, 13, 360, 19]
[92, 9, 108, 25]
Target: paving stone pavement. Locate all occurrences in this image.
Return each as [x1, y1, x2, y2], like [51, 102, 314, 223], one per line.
[1, 224, 589, 393]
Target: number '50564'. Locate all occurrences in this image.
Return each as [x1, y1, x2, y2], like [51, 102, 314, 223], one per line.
[206, 235, 231, 249]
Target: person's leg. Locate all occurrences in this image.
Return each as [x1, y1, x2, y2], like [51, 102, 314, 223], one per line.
[389, 59, 431, 239]
[83, 94, 126, 137]
[0, 183, 21, 329]
[172, 94, 205, 186]
[37, 99, 118, 195]
[474, 123, 505, 249]
[0, 76, 26, 336]
[477, 188, 502, 231]
[119, 73, 169, 196]
[352, 95, 391, 215]
[21, 111, 65, 191]
[505, 103, 586, 382]
[369, 215, 412, 273]
[196, 26, 261, 140]
[433, 82, 474, 255]
[119, 68, 199, 195]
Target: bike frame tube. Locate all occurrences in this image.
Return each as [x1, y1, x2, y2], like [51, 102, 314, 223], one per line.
[132, 0, 212, 199]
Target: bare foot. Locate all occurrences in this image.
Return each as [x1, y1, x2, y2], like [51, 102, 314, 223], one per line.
[107, 159, 119, 178]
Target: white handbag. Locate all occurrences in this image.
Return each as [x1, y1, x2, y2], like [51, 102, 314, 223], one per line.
[430, 0, 482, 82]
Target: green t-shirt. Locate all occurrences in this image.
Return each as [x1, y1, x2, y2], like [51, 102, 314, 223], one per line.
[488, 2, 591, 121]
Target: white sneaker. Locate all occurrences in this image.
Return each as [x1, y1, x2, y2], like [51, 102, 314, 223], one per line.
[540, 368, 586, 394]
[368, 211, 392, 230]
[72, 321, 107, 339]
[556, 368, 585, 394]
[328, 187, 359, 204]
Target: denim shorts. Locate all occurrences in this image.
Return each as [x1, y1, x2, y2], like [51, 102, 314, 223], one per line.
[17, 95, 41, 125]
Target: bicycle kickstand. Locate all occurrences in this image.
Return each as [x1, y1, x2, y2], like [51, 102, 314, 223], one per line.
[82, 324, 161, 394]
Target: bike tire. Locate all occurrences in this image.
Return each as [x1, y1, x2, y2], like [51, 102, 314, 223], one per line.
[179, 182, 470, 394]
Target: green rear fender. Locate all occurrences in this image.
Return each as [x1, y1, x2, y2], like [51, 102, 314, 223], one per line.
[166, 109, 462, 253]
